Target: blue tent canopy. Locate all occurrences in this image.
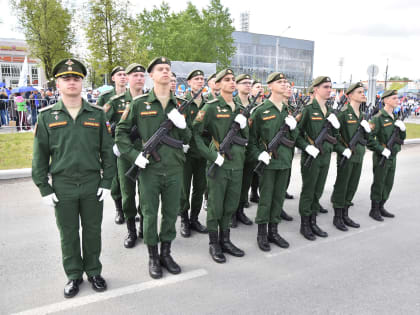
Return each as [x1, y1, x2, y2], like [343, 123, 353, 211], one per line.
[11, 86, 38, 94]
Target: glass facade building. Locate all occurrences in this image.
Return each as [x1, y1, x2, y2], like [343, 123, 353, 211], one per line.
[230, 31, 314, 88]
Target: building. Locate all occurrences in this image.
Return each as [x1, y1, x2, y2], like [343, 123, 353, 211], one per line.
[230, 31, 314, 88]
[0, 38, 45, 88]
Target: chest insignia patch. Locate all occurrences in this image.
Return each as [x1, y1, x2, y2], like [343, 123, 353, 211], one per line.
[216, 114, 230, 118]
[49, 121, 68, 128]
[262, 115, 276, 121]
[83, 121, 100, 127]
[263, 110, 270, 114]
[311, 116, 323, 120]
[347, 120, 357, 124]
[383, 122, 393, 127]
[140, 110, 157, 117]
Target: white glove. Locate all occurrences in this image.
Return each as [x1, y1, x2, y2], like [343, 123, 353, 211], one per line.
[342, 148, 352, 159]
[327, 113, 340, 129]
[258, 151, 271, 165]
[360, 120, 371, 133]
[167, 108, 186, 129]
[113, 144, 121, 157]
[285, 115, 297, 130]
[394, 120, 406, 132]
[214, 153, 224, 166]
[42, 193, 59, 207]
[135, 152, 150, 168]
[305, 145, 320, 158]
[381, 148, 391, 159]
[183, 144, 190, 153]
[97, 188, 110, 202]
[234, 114, 247, 129]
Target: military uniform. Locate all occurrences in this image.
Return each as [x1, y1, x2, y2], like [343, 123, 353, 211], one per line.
[96, 88, 115, 107]
[32, 58, 115, 297]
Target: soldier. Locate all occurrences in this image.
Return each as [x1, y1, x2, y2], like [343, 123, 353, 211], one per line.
[96, 66, 127, 107]
[331, 82, 372, 230]
[106, 63, 146, 247]
[193, 68, 247, 263]
[170, 72, 177, 94]
[249, 73, 297, 251]
[231, 73, 256, 228]
[32, 59, 115, 298]
[116, 57, 191, 279]
[296, 76, 340, 241]
[207, 73, 219, 100]
[179, 70, 209, 237]
[367, 89, 406, 220]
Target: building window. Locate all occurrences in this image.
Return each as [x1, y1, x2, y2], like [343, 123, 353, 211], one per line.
[32, 67, 38, 81]
[1, 64, 11, 77]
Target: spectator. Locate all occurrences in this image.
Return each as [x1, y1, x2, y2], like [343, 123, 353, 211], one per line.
[0, 88, 8, 126]
[15, 93, 29, 131]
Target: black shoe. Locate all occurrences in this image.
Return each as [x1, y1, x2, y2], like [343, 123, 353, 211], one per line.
[243, 200, 250, 208]
[319, 205, 328, 214]
[190, 209, 208, 233]
[138, 214, 144, 238]
[88, 275, 107, 292]
[220, 229, 245, 257]
[257, 224, 270, 251]
[250, 190, 260, 203]
[114, 199, 124, 224]
[280, 209, 293, 221]
[230, 213, 238, 228]
[160, 242, 181, 274]
[236, 202, 253, 225]
[343, 206, 360, 228]
[64, 278, 83, 298]
[124, 217, 137, 248]
[379, 201, 395, 218]
[285, 192, 294, 199]
[300, 216, 316, 241]
[267, 223, 289, 248]
[147, 245, 162, 279]
[180, 211, 191, 237]
[310, 214, 328, 237]
[369, 201, 384, 222]
[209, 231, 226, 263]
[333, 208, 348, 232]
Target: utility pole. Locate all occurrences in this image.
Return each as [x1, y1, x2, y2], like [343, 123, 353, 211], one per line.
[384, 58, 389, 89]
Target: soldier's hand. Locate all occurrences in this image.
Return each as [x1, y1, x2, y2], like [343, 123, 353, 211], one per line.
[360, 120, 371, 133]
[183, 144, 190, 153]
[305, 145, 320, 158]
[234, 114, 247, 129]
[395, 120, 406, 132]
[327, 113, 340, 129]
[113, 144, 121, 157]
[342, 148, 352, 159]
[135, 152, 150, 168]
[97, 188, 110, 202]
[42, 193, 59, 207]
[258, 151, 271, 165]
[285, 115, 297, 130]
[381, 148, 391, 159]
[167, 108, 186, 129]
[215, 153, 224, 166]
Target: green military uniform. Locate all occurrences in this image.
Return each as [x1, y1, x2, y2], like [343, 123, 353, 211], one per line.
[96, 88, 115, 107]
[32, 59, 115, 282]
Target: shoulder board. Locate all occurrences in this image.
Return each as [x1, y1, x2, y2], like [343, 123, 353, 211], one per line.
[39, 104, 54, 112]
[109, 93, 124, 101]
[99, 89, 113, 96]
[340, 104, 348, 112]
[176, 96, 188, 102]
[373, 111, 382, 118]
[305, 101, 313, 107]
[133, 93, 149, 101]
[90, 104, 104, 110]
[206, 98, 218, 104]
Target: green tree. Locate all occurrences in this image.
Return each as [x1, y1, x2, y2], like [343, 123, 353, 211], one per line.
[11, 0, 75, 84]
[388, 82, 406, 91]
[389, 76, 410, 81]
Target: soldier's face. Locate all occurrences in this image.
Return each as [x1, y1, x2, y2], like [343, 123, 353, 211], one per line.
[218, 74, 236, 94]
[170, 75, 177, 92]
[56, 76, 82, 97]
[385, 95, 399, 108]
[251, 83, 263, 97]
[150, 64, 171, 85]
[315, 83, 332, 100]
[112, 71, 127, 87]
[208, 78, 220, 92]
[128, 72, 145, 90]
[268, 79, 288, 94]
[237, 79, 252, 95]
[284, 83, 293, 98]
[188, 75, 204, 92]
[349, 87, 366, 103]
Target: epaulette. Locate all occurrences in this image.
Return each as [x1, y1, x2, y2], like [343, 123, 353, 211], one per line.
[99, 89, 113, 96]
[90, 103, 104, 110]
[206, 98, 218, 104]
[109, 93, 124, 101]
[176, 96, 188, 102]
[340, 104, 348, 112]
[133, 93, 149, 101]
[373, 111, 382, 118]
[39, 104, 54, 112]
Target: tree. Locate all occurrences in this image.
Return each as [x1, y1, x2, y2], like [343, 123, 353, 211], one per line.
[389, 76, 410, 81]
[11, 0, 75, 84]
[388, 82, 406, 91]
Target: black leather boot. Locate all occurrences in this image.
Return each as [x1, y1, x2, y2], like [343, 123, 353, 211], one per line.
[369, 201, 383, 221]
[280, 209, 293, 221]
[114, 198, 124, 224]
[190, 208, 208, 233]
[138, 213, 144, 238]
[230, 212, 238, 228]
[64, 278, 83, 298]
[160, 242, 181, 274]
[319, 204, 328, 213]
[257, 224, 270, 251]
[236, 202, 253, 225]
[300, 215, 316, 241]
[180, 211, 191, 238]
[343, 206, 360, 228]
[250, 188, 259, 203]
[310, 214, 328, 237]
[379, 200, 395, 218]
[124, 217, 137, 248]
[268, 223, 290, 248]
[220, 229, 245, 257]
[333, 208, 348, 231]
[209, 231, 226, 263]
[147, 245, 162, 279]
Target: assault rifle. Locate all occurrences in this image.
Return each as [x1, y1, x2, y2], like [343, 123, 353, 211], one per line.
[378, 110, 405, 167]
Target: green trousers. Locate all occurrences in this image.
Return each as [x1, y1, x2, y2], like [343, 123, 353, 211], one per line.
[255, 168, 290, 224]
[180, 154, 207, 213]
[110, 168, 122, 201]
[370, 154, 396, 202]
[207, 168, 243, 232]
[138, 167, 183, 245]
[240, 161, 256, 203]
[331, 160, 363, 208]
[52, 175, 103, 280]
[118, 157, 141, 219]
[298, 153, 331, 216]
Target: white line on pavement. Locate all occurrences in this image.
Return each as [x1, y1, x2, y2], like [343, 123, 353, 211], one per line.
[12, 268, 208, 315]
[265, 223, 387, 258]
